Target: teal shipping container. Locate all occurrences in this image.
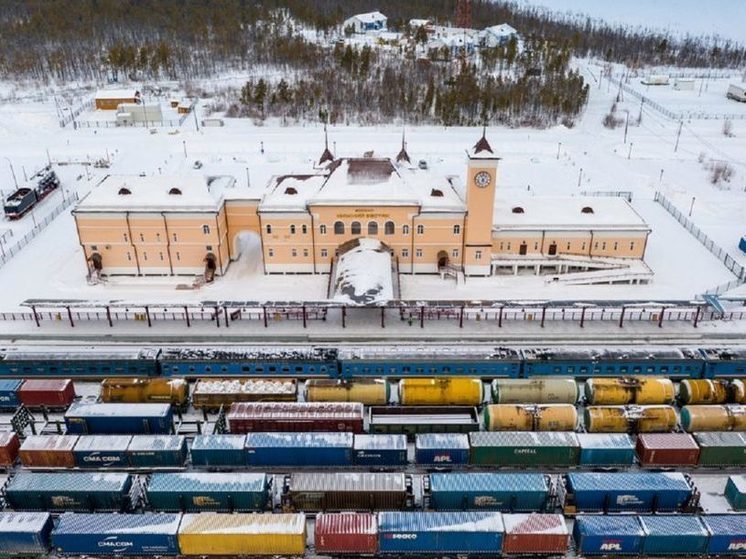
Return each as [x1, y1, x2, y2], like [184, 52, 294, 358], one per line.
[726, 475, 746, 510]
[5, 471, 133, 511]
[428, 472, 551, 512]
[577, 433, 636, 466]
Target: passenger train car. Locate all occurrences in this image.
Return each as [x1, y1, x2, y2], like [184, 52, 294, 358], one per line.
[0, 345, 745, 379]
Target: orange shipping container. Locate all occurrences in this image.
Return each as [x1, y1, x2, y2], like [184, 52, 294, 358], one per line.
[19, 435, 78, 468]
[0, 431, 20, 466]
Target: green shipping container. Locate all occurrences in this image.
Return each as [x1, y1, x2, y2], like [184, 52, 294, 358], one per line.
[146, 472, 268, 512]
[469, 431, 580, 466]
[725, 476, 746, 510]
[5, 472, 132, 511]
[694, 432, 746, 466]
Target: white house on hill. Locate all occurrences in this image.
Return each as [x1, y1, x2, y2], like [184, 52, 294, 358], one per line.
[480, 23, 518, 47]
[343, 11, 387, 34]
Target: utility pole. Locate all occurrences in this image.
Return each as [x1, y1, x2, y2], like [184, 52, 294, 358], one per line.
[674, 121, 683, 153]
[246, 167, 251, 188]
[623, 110, 629, 144]
[689, 196, 696, 217]
[577, 168, 583, 188]
[193, 107, 199, 131]
[659, 169, 664, 183]
[557, 142, 562, 160]
[627, 142, 633, 160]
[4, 158, 18, 188]
[183, 140, 187, 158]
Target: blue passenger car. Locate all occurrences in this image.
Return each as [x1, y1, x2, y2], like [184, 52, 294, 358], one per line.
[338, 347, 522, 378]
[428, 473, 551, 512]
[639, 515, 709, 555]
[573, 515, 644, 555]
[377, 511, 504, 554]
[0, 512, 53, 555]
[0, 347, 159, 378]
[415, 433, 471, 465]
[245, 432, 353, 466]
[158, 347, 338, 377]
[522, 347, 704, 378]
[565, 472, 693, 512]
[700, 347, 746, 378]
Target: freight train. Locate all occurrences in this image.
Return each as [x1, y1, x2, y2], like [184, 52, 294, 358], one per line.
[2, 510, 745, 557]
[1, 345, 746, 379]
[8, 431, 746, 471]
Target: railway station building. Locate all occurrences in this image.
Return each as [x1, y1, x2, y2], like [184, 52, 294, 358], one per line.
[73, 133, 651, 282]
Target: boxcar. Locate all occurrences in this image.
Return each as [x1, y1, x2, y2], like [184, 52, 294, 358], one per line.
[283, 472, 411, 511]
[700, 347, 746, 378]
[368, 406, 479, 437]
[338, 346, 522, 378]
[0, 347, 159, 378]
[158, 346, 338, 377]
[522, 347, 704, 378]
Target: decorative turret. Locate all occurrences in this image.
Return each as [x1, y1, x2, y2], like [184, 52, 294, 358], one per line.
[319, 122, 334, 165]
[395, 128, 411, 164]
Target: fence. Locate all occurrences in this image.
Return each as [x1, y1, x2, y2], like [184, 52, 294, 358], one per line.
[0, 192, 79, 268]
[654, 191, 746, 281]
[58, 98, 94, 128]
[580, 190, 633, 202]
[75, 99, 197, 129]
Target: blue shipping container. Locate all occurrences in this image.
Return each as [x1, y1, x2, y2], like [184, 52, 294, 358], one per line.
[64, 403, 173, 435]
[146, 472, 268, 512]
[190, 435, 246, 467]
[0, 512, 53, 554]
[0, 379, 23, 409]
[428, 473, 550, 511]
[415, 433, 470, 465]
[566, 472, 692, 512]
[5, 471, 132, 511]
[701, 515, 746, 555]
[378, 511, 504, 554]
[577, 433, 635, 466]
[51, 513, 181, 556]
[573, 515, 644, 555]
[245, 432, 353, 466]
[73, 435, 132, 468]
[639, 515, 709, 555]
[354, 434, 407, 466]
[126, 435, 188, 468]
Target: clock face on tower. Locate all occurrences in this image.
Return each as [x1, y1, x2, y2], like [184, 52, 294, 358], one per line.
[474, 171, 492, 188]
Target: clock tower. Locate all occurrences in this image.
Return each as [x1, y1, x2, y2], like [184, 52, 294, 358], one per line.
[464, 130, 500, 276]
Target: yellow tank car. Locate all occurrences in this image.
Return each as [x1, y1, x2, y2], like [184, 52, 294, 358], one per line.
[584, 377, 674, 405]
[399, 377, 483, 406]
[304, 379, 389, 405]
[483, 404, 577, 431]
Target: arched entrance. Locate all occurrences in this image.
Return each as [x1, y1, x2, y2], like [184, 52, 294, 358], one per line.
[548, 242, 557, 256]
[204, 253, 217, 283]
[437, 250, 449, 269]
[88, 252, 103, 271]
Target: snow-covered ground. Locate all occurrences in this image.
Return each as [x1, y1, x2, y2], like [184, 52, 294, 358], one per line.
[0, 60, 745, 310]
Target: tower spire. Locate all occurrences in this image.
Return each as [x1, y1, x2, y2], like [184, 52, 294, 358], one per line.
[319, 120, 334, 165]
[396, 126, 411, 164]
[472, 126, 493, 155]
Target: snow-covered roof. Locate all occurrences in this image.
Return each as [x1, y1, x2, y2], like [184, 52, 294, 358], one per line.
[75, 174, 240, 213]
[493, 196, 650, 231]
[332, 238, 393, 306]
[95, 89, 140, 100]
[348, 11, 387, 23]
[410, 18, 432, 28]
[483, 23, 518, 37]
[260, 174, 327, 212]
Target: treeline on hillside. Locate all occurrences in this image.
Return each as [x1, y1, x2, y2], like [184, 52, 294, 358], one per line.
[219, 36, 588, 128]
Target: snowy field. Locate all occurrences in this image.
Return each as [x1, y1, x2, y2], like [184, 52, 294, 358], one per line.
[0, 61, 745, 310]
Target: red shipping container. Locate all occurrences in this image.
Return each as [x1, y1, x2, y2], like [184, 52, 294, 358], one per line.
[0, 431, 20, 466]
[18, 379, 76, 409]
[636, 433, 700, 466]
[227, 402, 364, 433]
[503, 514, 569, 555]
[19, 435, 78, 468]
[315, 513, 378, 554]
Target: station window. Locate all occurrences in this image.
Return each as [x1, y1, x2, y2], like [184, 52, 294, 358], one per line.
[566, 242, 571, 250]
[140, 233, 145, 242]
[126, 252, 132, 261]
[630, 241, 635, 250]
[613, 242, 618, 250]
[475, 250, 482, 260]
[402, 225, 410, 235]
[368, 221, 378, 235]
[291, 248, 297, 257]
[91, 245, 98, 251]
[534, 242, 539, 250]
[202, 225, 210, 235]
[268, 248, 274, 257]
[159, 252, 164, 261]
[416, 248, 423, 258]
[321, 248, 328, 258]
[302, 224, 307, 234]
[402, 248, 409, 257]
[602, 242, 607, 250]
[173, 233, 178, 242]
[351, 222, 361, 235]
[266, 224, 272, 234]
[303, 249, 309, 257]
[176, 252, 181, 261]
[452, 249, 459, 258]
[453, 224, 461, 234]
[206, 245, 213, 251]
[156, 233, 161, 242]
[319, 224, 327, 234]
[290, 224, 296, 235]
[582, 242, 586, 251]
[142, 252, 148, 261]
[123, 233, 128, 242]
[417, 224, 424, 235]
[334, 221, 345, 235]
[499, 242, 504, 250]
[385, 221, 395, 235]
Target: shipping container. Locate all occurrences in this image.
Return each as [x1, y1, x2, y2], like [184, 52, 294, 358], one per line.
[146, 472, 268, 512]
[306, 379, 389, 405]
[126, 435, 188, 468]
[701, 515, 746, 555]
[315, 512, 378, 554]
[284, 472, 410, 511]
[64, 402, 173, 435]
[190, 435, 246, 468]
[398, 377, 483, 406]
[491, 378, 578, 404]
[726, 476, 746, 510]
[377, 511, 504, 554]
[502, 513, 569, 555]
[639, 515, 709, 555]
[192, 378, 296, 409]
[469, 431, 580, 467]
[177, 513, 306, 556]
[427, 472, 551, 511]
[0, 512, 53, 555]
[369, 406, 479, 437]
[0, 379, 23, 409]
[415, 433, 470, 465]
[0, 431, 20, 466]
[584, 378, 674, 405]
[577, 433, 635, 466]
[18, 379, 75, 409]
[51, 513, 181, 556]
[483, 404, 577, 431]
[636, 433, 700, 466]
[100, 377, 188, 407]
[585, 405, 678, 433]
[245, 432, 353, 466]
[227, 402, 364, 433]
[73, 435, 132, 468]
[681, 404, 746, 431]
[19, 435, 78, 468]
[573, 515, 644, 555]
[694, 432, 746, 466]
[5, 471, 132, 511]
[564, 472, 693, 512]
[354, 434, 407, 466]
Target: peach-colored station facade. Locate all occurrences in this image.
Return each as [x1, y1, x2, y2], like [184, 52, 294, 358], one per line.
[73, 136, 651, 279]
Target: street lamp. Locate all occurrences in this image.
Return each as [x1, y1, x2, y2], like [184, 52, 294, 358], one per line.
[4, 157, 18, 188]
